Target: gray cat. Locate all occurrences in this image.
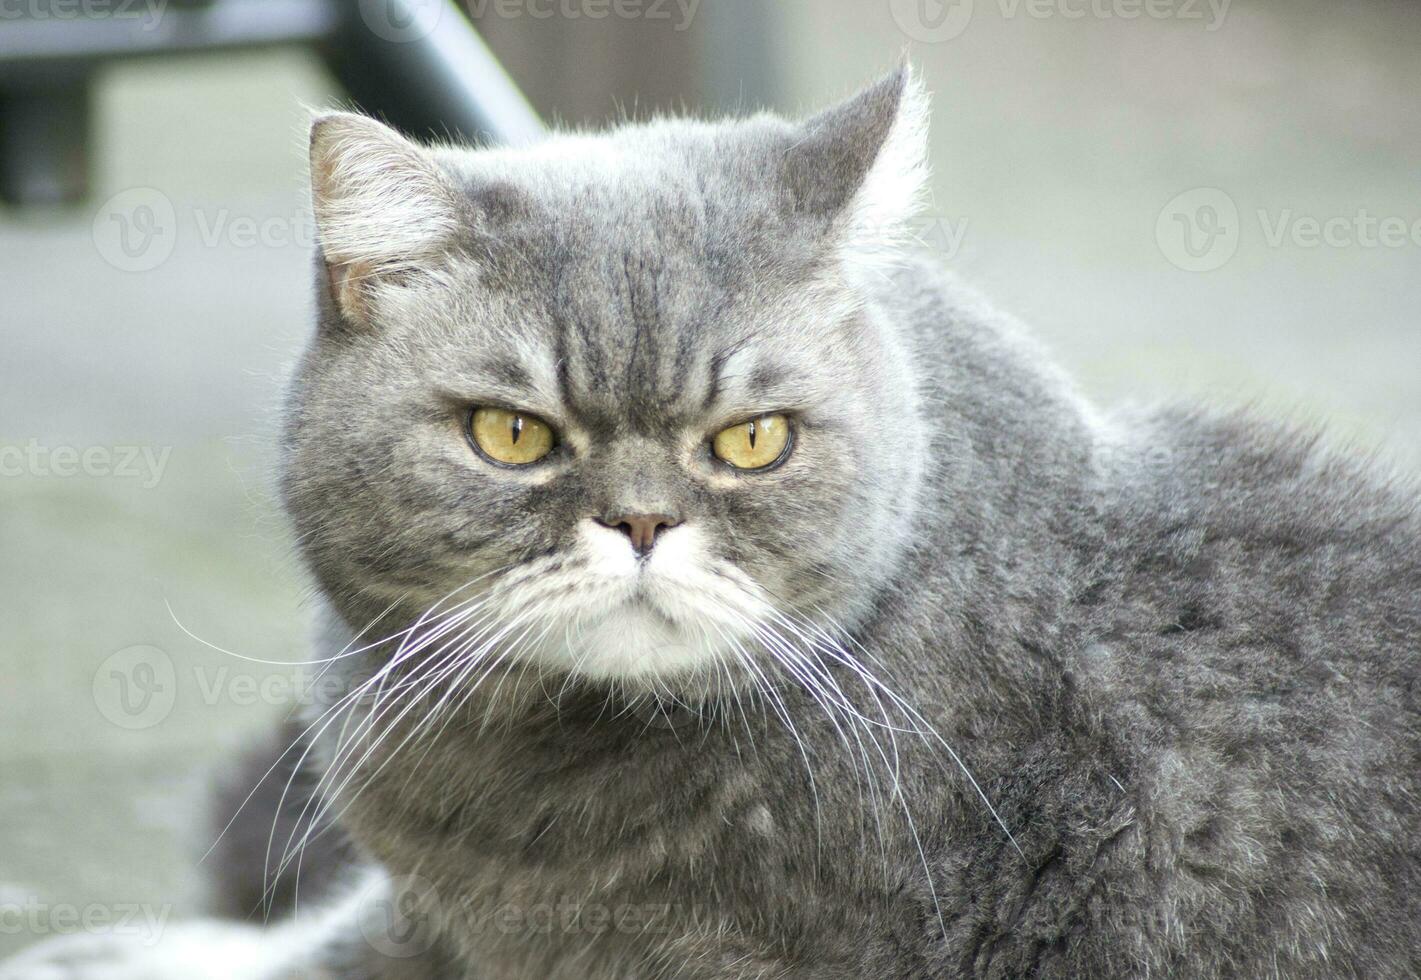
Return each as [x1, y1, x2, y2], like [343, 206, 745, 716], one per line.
[9, 67, 1418, 979]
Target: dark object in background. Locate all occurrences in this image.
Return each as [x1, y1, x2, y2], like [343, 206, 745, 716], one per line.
[207, 716, 352, 922]
[0, 0, 542, 205]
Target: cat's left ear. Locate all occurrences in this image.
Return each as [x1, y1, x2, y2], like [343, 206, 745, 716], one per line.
[308, 112, 463, 325]
[783, 65, 931, 257]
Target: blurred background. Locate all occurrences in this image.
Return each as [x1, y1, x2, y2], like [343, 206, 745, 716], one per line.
[1, 0, 1418, 960]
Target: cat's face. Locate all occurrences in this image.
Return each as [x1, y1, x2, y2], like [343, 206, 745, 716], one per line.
[283, 71, 930, 689]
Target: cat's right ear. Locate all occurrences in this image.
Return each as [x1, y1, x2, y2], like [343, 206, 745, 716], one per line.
[779, 66, 931, 263]
[308, 113, 462, 326]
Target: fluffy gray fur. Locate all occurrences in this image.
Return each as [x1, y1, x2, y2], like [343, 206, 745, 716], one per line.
[271, 68, 1421, 977]
[12, 68, 1414, 980]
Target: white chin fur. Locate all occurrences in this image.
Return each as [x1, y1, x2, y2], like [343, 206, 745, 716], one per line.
[521, 521, 767, 686]
[562, 603, 713, 682]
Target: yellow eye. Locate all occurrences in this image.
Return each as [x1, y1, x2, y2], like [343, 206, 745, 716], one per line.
[469, 407, 556, 466]
[712, 413, 793, 471]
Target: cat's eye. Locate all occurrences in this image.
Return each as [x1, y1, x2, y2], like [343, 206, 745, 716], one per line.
[468, 407, 556, 467]
[711, 413, 793, 471]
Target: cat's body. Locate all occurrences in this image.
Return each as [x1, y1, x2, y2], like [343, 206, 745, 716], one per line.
[5, 69, 1416, 979]
[285, 258, 1418, 979]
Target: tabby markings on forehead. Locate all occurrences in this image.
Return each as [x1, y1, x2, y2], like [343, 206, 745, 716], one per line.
[704, 347, 803, 420]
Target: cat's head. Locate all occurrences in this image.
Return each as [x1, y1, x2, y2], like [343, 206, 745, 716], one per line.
[283, 69, 932, 691]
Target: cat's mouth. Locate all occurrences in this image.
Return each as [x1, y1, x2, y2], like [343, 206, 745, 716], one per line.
[473, 519, 774, 688]
[495, 526, 768, 685]
[555, 595, 718, 682]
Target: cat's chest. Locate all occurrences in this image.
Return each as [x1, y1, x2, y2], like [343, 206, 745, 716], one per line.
[344, 721, 793, 976]
[346, 711, 765, 857]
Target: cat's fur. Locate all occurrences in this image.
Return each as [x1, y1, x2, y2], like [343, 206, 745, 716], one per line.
[7, 68, 1418, 979]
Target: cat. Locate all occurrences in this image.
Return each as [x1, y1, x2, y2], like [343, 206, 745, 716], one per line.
[6, 66, 1418, 979]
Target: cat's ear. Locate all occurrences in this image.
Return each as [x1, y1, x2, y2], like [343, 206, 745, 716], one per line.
[308, 112, 462, 325]
[783, 65, 931, 258]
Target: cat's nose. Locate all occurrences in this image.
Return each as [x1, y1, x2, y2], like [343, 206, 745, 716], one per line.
[596, 513, 682, 555]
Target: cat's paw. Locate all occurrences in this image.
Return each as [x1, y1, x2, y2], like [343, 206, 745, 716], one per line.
[0, 920, 307, 980]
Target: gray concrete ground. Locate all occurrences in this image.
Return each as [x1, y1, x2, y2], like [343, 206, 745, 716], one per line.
[1, 1, 1418, 960]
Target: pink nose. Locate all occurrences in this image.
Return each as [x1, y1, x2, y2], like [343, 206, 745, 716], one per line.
[597, 513, 681, 554]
